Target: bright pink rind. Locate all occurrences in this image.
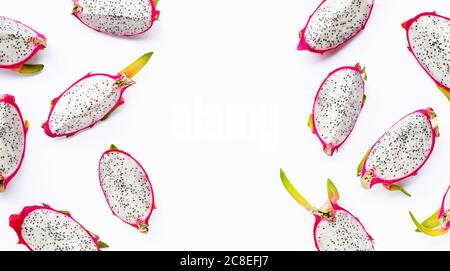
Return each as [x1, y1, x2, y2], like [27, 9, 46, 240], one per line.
[42, 73, 128, 138]
[439, 186, 450, 224]
[72, 0, 160, 37]
[298, 0, 375, 54]
[402, 12, 450, 95]
[360, 109, 437, 188]
[0, 94, 27, 191]
[0, 16, 46, 70]
[98, 148, 156, 231]
[9, 205, 100, 251]
[310, 64, 365, 156]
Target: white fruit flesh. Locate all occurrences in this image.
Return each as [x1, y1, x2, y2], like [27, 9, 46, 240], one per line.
[21, 209, 97, 251]
[0, 17, 38, 66]
[77, 0, 153, 36]
[99, 151, 153, 225]
[408, 15, 450, 89]
[48, 75, 121, 135]
[0, 102, 24, 178]
[305, 0, 373, 50]
[314, 68, 364, 148]
[365, 113, 433, 180]
[315, 210, 373, 251]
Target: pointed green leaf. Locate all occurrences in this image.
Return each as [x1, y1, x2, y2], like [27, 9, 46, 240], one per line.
[154, 0, 159, 6]
[437, 85, 450, 101]
[110, 144, 119, 150]
[363, 95, 367, 107]
[18, 64, 44, 74]
[361, 66, 368, 81]
[387, 184, 411, 197]
[357, 150, 370, 177]
[327, 179, 339, 204]
[280, 169, 314, 212]
[415, 209, 441, 232]
[98, 240, 109, 249]
[307, 114, 314, 133]
[409, 212, 448, 237]
[119, 52, 153, 79]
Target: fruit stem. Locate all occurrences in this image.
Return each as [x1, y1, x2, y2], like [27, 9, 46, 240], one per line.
[137, 220, 149, 234]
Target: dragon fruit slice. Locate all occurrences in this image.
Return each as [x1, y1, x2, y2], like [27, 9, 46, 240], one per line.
[409, 186, 450, 237]
[298, 0, 374, 54]
[0, 16, 46, 74]
[0, 95, 28, 192]
[99, 145, 155, 233]
[308, 64, 367, 156]
[72, 0, 160, 37]
[42, 52, 153, 138]
[402, 12, 450, 100]
[358, 108, 439, 196]
[280, 169, 374, 251]
[9, 204, 108, 251]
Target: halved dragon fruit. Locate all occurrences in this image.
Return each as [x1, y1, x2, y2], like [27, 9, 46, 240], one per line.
[9, 204, 108, 251]
[280, 169, 374, 251]
[0, 95, 28, 192]
[42, 52, 153, 138]
[0, 16, 46, 74]
[298, 0, 374, 54]
[308, 64, 367, 156]
[410, 186, 450, 237]
[358, 108, 439, 196]
[402, 12, 450, 100]
[99, 145, 155, 233]
[72, 0, 160, 37]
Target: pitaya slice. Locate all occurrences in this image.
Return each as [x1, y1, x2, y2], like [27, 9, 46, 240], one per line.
[42, 52, 153, 138]
[0, 16, 46, 74]
[298, 0, 374, 54]
[358, 108, 439, 196]
[280, 169, 374, 251]
[99, 145, 155, 233]
[72, 0, 160, 37]
[0, 95, 28, 192]
[402, 12, 450, 100]
[410, 185, 450, 237]
[9, 204, 108, 251]
[308, 64, 367, 156]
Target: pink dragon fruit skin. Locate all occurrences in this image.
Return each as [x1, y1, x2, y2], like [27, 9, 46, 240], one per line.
[280, 169, 374, 251]
[0, 16, 46, 74]
[358, 108, 439, 196]
[409, 186, 450, 237]
[9, 204, 108, 251]
[308, 64, 367, 156]
[0, 94, 29, 192]
[72, 0, 160, 37]
[298, 0, 375, 54]
[402, 12, 450, 100]
[42, 52, 153, 138]
[99, 145, 156, 233]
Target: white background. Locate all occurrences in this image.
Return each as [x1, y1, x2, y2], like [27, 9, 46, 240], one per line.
[0, 0, 449, 251]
